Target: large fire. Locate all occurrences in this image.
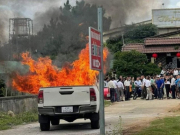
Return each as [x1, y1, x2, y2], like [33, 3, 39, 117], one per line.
[12, 44, 109, 94]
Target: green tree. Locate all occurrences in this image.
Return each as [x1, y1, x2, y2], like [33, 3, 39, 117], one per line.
[106, 24, 158, 53]
[39, 0, 111, 64]
[113, 50, 148, 77]
[143, 63, 161, 76]
[113, 51, 161, 78]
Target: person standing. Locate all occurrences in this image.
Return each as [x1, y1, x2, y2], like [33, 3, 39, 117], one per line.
[117, 78, 124, 101]
[134, 77, 142, 99]
[175, 75, 180, 99]
[124, 77, 131, 101]
[107, 78, 116, 103]
[155, 75, 164, 100]
[112, 77, 118, 102]
[178, 69, 180, 75]
[165, 75, 171, 99]
[151, 76, 156, 98]
[131, 77, 135, 97]
[160, 76, 165, 98]
[146, 76, 152, 100]
[119, 76, 123, 81]
[174, 68, 178, 77]
[170, 75, 176, 99]
[141, 75, 146, 99]
[160, 68, 165, 76]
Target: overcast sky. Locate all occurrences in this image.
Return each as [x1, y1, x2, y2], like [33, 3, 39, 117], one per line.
[1, 0, 180, 23]
[8, 0, 180, 18]
[0, 0, 180, 42]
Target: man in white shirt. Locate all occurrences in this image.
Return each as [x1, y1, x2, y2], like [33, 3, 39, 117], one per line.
[117, 78, 124, 101]
[112, 77, 118, 102]
[170, 75, 176, 99]
[146, 76, 152, 100]
[124, 77, 131, 101]
[161, 69, 165, 75]
[141, 75, 147, 99]
[173, 69, 178, 76]
[107, 78, 116, 103]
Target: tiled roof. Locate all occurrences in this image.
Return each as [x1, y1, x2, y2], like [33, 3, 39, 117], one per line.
[122, 44, 180, 53]
[122, 38, 180, 53]
[122, 43, 144, 52]
[145, 38, 180, 45]
[143, 46, 180, 53]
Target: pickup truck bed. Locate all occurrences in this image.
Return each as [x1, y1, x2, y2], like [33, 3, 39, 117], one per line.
[38, 86, 100, 131]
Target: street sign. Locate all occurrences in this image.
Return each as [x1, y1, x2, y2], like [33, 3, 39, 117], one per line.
[89, 27, 102, 71]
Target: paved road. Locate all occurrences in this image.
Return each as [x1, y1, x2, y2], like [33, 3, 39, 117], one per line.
[0, 99, 179, 135]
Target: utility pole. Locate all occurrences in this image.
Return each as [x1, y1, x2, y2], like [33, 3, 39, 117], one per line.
[98, 7, 105, 135]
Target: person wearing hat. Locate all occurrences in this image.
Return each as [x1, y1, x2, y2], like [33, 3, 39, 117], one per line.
[155, 75, 163, 100]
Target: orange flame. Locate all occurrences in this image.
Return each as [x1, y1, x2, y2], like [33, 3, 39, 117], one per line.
[12, 44, 109, 94]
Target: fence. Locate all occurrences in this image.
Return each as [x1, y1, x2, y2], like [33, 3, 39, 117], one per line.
[0, 95, 38, 114]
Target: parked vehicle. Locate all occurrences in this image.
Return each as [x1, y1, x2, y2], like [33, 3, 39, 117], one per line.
[104, 87, 110, 100]
[38, 86, 100, 131]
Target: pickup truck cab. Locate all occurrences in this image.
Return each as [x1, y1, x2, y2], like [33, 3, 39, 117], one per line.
[38, 86, 100, 131]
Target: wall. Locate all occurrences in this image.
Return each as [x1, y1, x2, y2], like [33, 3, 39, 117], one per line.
[0, 95, 38, 114]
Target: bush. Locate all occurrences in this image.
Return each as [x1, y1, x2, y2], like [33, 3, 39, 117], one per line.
[143, 63, 161, 76]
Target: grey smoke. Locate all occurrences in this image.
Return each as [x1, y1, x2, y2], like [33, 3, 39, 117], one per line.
[33, 7, 61, 33]
[84, 0, 171, 28]
[0, 0, 73, 43]
[0, 0, 176, 43]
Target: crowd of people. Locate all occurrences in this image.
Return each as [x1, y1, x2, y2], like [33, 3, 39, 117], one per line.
[104, 70, 180, 103]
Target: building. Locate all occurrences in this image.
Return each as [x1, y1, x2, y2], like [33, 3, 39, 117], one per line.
[103, 20, 152, 42]
[122, 38, 180, 68]
[120, 8, 180, 69]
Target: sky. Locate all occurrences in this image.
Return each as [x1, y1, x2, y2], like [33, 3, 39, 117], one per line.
[3, 0, 178, 22]
[0, 0, 180, 43]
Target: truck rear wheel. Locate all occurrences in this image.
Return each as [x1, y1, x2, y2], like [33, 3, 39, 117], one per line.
[40, 122, 50, 131]
[51, 119, 60, 125]
[91, 119, 100, 129]
[90, 113, 100, 129]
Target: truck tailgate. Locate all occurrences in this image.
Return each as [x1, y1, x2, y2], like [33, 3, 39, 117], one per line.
[43, 87, 90, 106]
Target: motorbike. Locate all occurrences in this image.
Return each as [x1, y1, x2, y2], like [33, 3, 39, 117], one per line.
[132, 87, 142, 100]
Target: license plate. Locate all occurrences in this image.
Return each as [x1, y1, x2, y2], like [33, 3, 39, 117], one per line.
[107, 94, 110, 97]
[62, 107, 73, 113]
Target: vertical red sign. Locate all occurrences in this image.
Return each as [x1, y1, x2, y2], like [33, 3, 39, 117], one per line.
[89, 27, 102, 71]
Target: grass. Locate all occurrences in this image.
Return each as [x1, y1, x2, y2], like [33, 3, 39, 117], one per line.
[0, 110, 38, 130]
[0, 101, 110, 131]
[104, 100, 112, 107]
[136, 116, 180, 135]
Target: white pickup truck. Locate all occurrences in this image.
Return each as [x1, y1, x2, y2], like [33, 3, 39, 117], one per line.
[38, 86, 100, 131]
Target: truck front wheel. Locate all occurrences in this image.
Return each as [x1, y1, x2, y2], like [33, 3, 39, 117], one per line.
[40, 122, 50, 131]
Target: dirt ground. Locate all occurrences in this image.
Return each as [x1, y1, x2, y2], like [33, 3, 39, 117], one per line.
[0, 99, 180, 135]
